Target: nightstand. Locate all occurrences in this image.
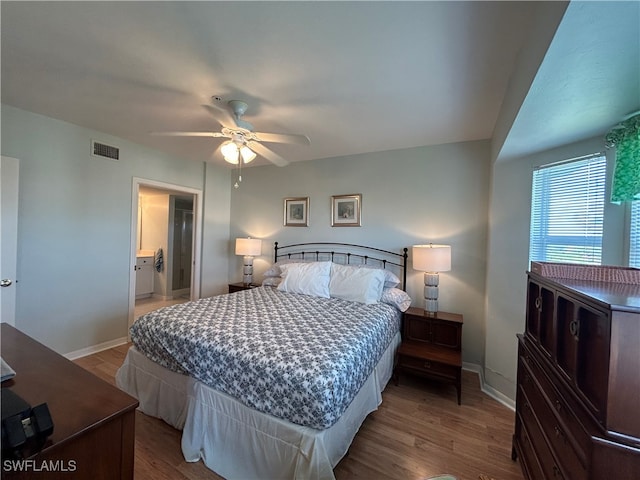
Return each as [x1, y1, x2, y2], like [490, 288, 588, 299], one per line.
[394, 307, 463, 404]
[228, 282, 259, 293]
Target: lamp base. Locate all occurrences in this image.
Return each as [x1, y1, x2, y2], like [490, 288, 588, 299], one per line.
[423, 272, 439, 315]
[242, 256, 254, 286]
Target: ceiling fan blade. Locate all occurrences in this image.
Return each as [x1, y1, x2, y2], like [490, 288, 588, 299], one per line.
[202, 104, 238, 128]
[151, 131, 227, 138]
[253, 131, 310, 146]
[248, 141, 290, 167]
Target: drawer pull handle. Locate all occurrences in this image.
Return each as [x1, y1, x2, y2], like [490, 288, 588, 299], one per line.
[424, 361, 431, 369]
[555, 400, 562, 413]
[553, 465, 564, 479]
[569, 320, 579, 337]
[554, 425, 567, 444]
[535, 297, 542, 310]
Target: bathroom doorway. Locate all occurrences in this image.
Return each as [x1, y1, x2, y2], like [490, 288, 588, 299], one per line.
[171, 195, 194, 296]
[129, 178, 202, 329]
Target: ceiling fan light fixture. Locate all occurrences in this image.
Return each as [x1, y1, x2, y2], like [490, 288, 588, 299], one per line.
[221, 141, 239, 164]
[240, 145, 256, 164]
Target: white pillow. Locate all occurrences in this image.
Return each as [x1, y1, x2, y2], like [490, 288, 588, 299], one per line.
[261, 277, 281, 287]
[264, 259, 311, 277]
[329, 263, 386, 304]
[380, 288, 412, 312]
[277, 261, 331, 298]
[353, 264, 401, 288]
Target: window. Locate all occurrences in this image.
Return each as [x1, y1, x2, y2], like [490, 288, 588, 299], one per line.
[530, 155, 606, 265]
[630, 201, 640, 267]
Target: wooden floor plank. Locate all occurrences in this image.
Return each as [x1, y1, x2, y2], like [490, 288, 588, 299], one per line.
[75, 344, 523, 480]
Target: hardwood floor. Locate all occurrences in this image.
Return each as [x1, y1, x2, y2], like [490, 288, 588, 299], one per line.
[74, 345, 524, 480]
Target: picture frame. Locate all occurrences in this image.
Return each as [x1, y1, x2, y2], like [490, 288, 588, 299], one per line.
[283, 197, 309, 226]
[331, 194, 362, 227]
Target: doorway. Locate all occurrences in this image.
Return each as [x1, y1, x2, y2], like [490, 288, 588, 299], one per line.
[129, 178, 202, 329]
[1, 156, 19, 326]
[171, 196, 194, 296]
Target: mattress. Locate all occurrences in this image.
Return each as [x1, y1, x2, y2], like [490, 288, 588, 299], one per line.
[130, 286, 401, 429]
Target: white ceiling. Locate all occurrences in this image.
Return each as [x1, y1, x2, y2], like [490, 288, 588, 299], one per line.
[1, 2, 638, 167]
[500, 0, 640, 161]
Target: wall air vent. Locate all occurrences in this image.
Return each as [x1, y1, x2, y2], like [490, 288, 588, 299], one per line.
[91, 140, 120, 160]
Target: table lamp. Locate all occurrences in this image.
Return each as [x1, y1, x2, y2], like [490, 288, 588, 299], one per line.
[235, 237, 262, 285]
[412, 244, 451, 315]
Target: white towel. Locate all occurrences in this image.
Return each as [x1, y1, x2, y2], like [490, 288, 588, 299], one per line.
[155, 248, 164, 272]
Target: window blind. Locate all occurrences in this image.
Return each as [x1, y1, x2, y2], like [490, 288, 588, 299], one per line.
[630, 201, 640, 267]
[530, 155, 606, 265]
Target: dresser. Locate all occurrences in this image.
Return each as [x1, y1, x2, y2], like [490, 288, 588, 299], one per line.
[394, 308, 463, 404]
[512, 271, 640, 480]
[1, 324, 138, 479]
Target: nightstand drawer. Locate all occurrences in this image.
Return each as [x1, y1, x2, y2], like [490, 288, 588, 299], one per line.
[394, 309, 463, 405]
[228, 283, 258, 293]
[403, 308, 463, 349]
[397, 354, 458, 379]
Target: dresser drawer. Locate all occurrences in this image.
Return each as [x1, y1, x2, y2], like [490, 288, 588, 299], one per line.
[520, 343, 591, 464]
[518, 386, 567, 480]
[136, 256, 153, 267]
[514, 415, 546, 480]
[397, 354, 458, 380]
[520, 359, 587, 479]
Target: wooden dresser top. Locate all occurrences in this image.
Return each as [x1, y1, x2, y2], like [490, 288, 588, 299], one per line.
[0, 323, 138, 449]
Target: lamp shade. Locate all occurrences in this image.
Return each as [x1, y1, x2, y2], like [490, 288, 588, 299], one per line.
[240, 145, 256, 163]
[412, 244, 451, 272]
[235, 237, 262, 257]
[221, 141, 240, 164]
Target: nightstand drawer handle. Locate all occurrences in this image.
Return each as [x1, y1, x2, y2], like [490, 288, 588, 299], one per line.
[423, 361, 431, 369]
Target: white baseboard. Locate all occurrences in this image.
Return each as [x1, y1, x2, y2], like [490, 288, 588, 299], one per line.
[463, 362, 516, 411]
[64, 336, 129, 361]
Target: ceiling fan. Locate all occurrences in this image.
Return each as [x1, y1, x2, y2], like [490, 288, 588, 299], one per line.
[152, 99, 310, 167]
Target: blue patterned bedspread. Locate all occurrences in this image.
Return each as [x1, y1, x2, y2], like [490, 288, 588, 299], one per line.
[130, 286, 401, 429]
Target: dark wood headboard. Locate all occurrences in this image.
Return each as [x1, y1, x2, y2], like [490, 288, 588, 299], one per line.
[274, 242, 409, 291]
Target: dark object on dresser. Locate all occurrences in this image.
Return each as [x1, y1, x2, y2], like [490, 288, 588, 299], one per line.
[512, 271, 640, 480]
[1, 388, 54, 459]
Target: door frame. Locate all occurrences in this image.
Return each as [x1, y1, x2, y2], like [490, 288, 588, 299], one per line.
[1, 156, 19, 326]
[128, 177, 203, 329]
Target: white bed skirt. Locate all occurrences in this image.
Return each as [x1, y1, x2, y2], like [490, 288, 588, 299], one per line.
[115, 332, 400, 480]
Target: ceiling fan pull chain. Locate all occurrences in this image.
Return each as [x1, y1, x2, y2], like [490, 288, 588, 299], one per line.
[234, 159, 243, 189]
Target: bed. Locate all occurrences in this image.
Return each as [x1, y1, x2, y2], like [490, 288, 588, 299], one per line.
[116, 242, 410, 480]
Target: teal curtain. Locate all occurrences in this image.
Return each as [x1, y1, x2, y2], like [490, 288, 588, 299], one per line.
[606, 113, 640, 203]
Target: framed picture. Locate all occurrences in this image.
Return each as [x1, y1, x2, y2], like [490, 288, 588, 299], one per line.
[331, 194, 362, 227]
[284, 197, 309, 226]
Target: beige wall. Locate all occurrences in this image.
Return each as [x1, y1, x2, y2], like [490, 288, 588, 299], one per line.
[484, 136, 626, 400]
[1, 104, 231, 355]
[229, 140, 491, 367]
